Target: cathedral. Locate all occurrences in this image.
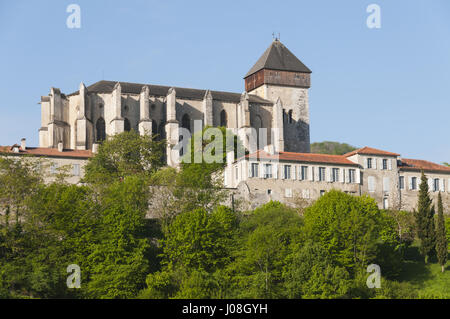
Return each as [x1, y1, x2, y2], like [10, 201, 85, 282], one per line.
[37, 39, 312, 164]
[2, 39, 448, 212]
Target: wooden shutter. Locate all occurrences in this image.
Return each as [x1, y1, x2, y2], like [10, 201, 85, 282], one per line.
[373, 158, 377, 169]
[273, 164, 278, 179]
[440, 179, 445, 192]
[292, 165, 297, 180]
[408, 177, 413, 190]
[309, 166, 314, 181]
[356, 169, 361, 184]
[388, 159, 392, 170]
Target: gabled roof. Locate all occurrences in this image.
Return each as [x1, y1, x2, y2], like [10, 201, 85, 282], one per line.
[399, 158, 450, 174]
[0, 146, 92, 159]
[344, 146, 400, 157]
[243, 150, 358, 166]
[244, 39, 312, 78]
[67, 80, 272, 104]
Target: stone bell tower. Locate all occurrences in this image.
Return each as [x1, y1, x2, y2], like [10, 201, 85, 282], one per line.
[244, 39, 312, 153]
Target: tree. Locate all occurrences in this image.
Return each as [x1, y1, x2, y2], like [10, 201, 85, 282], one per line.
[83, 130, 165, 187]
[435, 192, 448, 272]
[310, 141, 357, 155]
[283, 242, 351, 299]
[303, 190, 381, 273]
[414, 171, 436, 263]
[228, 201, 303, 298]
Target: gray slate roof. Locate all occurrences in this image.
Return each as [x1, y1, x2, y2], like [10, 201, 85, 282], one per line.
[245, 40, 311, 78]
[68, 80, 272, 104]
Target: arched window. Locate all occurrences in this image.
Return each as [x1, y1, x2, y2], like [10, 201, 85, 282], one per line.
[220, 110, 228, 127]
[181, 114, 191, 132]
[124, 118, 131, 132]
[152, 120, 158, 136]
[252, 115, 264, 149]
[96, 117, 106, 142]
[288, 110, 293, 124]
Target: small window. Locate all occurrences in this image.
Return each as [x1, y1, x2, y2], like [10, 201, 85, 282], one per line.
[349, 169, 356, 183]
[320, 190, 326, 197]
[383, 198, 389, 209]
[399, 176, 405, 190]
[251, 163, 259, 178]
[411, 177, 417, 190]
[285, 188, 292, 198]
[284, 165, 291, 179]
[332, 168, 339, 182]
[368, 176, 376, 192]
[434, 179, 440, 192]
[72, 164, 80, 176]
[301, 166, 308, 180]
[267, 189, 272, 195]
[382, 159, 388, 170]
[319, 167, 326, 181]
[264, 164, 273, 179]
[367, 158, 373, 169]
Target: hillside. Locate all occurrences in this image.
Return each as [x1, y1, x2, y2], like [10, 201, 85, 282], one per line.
[310, 141, 357, 155]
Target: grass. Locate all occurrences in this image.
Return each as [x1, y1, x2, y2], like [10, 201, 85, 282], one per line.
[397, 242, 450, 298]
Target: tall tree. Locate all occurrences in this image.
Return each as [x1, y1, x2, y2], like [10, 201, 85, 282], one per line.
[414, 171, 436, 263]
[435, 192, 448, 272]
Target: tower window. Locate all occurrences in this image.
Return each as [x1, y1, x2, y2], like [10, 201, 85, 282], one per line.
[220, 110, 228, 127]
[96, 117, 106, 142]
[124, 118, 131, 132]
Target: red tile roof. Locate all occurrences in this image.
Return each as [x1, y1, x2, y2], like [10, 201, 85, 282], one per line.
[244, 150, 358, 166]
[0, 146, 92, 159]
[344, 146, 400, 157]
[399, 158, 450, 174]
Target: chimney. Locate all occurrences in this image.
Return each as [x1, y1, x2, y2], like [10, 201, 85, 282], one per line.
[57, 141, 63, 152]
[21, 138, 26, 151]
[92, 143, 99, 154]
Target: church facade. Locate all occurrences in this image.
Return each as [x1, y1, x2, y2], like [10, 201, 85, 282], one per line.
[38, 39, 312, 166]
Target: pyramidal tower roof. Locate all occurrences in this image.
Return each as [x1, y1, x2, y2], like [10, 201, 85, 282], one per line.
[245, 39, 311, 78]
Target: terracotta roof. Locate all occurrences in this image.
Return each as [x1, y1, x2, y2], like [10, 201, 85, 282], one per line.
[243, 150, 358, 166]
[344, 146, 400, 157]
[245, 39, 312, 78]
[67, 80, 273, 104]
[399, 158, 450, 174]
[0, 146, 92, 159]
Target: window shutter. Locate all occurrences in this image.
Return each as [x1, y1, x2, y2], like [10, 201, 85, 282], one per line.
[292, 165, 296, 180]
[448, 179, 450, 193]
[428, 178, 433, 191]
[356, 169, 361, 184]
[314, 167, 320, 181]
[248, 162, 253, 178]
[282, 165, 285, 179]
[327, 168, 332, 182]
[373, 158, 377, 169]
[273, 164, 278, 179]
[408, 177, 413, 190]
[259, 163, 264, 179]
[309, 167, 314, 181]
[440, 179, 445, 192]
[345, 169, 350, 183]
[364, 158, 368, 169]
[388, 159, 392, 170]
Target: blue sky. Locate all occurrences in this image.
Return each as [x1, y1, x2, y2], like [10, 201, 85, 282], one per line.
[0, 0, 449, 163]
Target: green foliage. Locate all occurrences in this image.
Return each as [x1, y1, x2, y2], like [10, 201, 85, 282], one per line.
[310, 141, 357, 155]
[303, 190, 381, 273]
[227, 201, 303, 298]
[283, 242, 351, 299]
[435, 193, 448, 272]
[83, 130, 165, 186]
[414, 172, 436, 263]
[161, 206, 237, 272]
